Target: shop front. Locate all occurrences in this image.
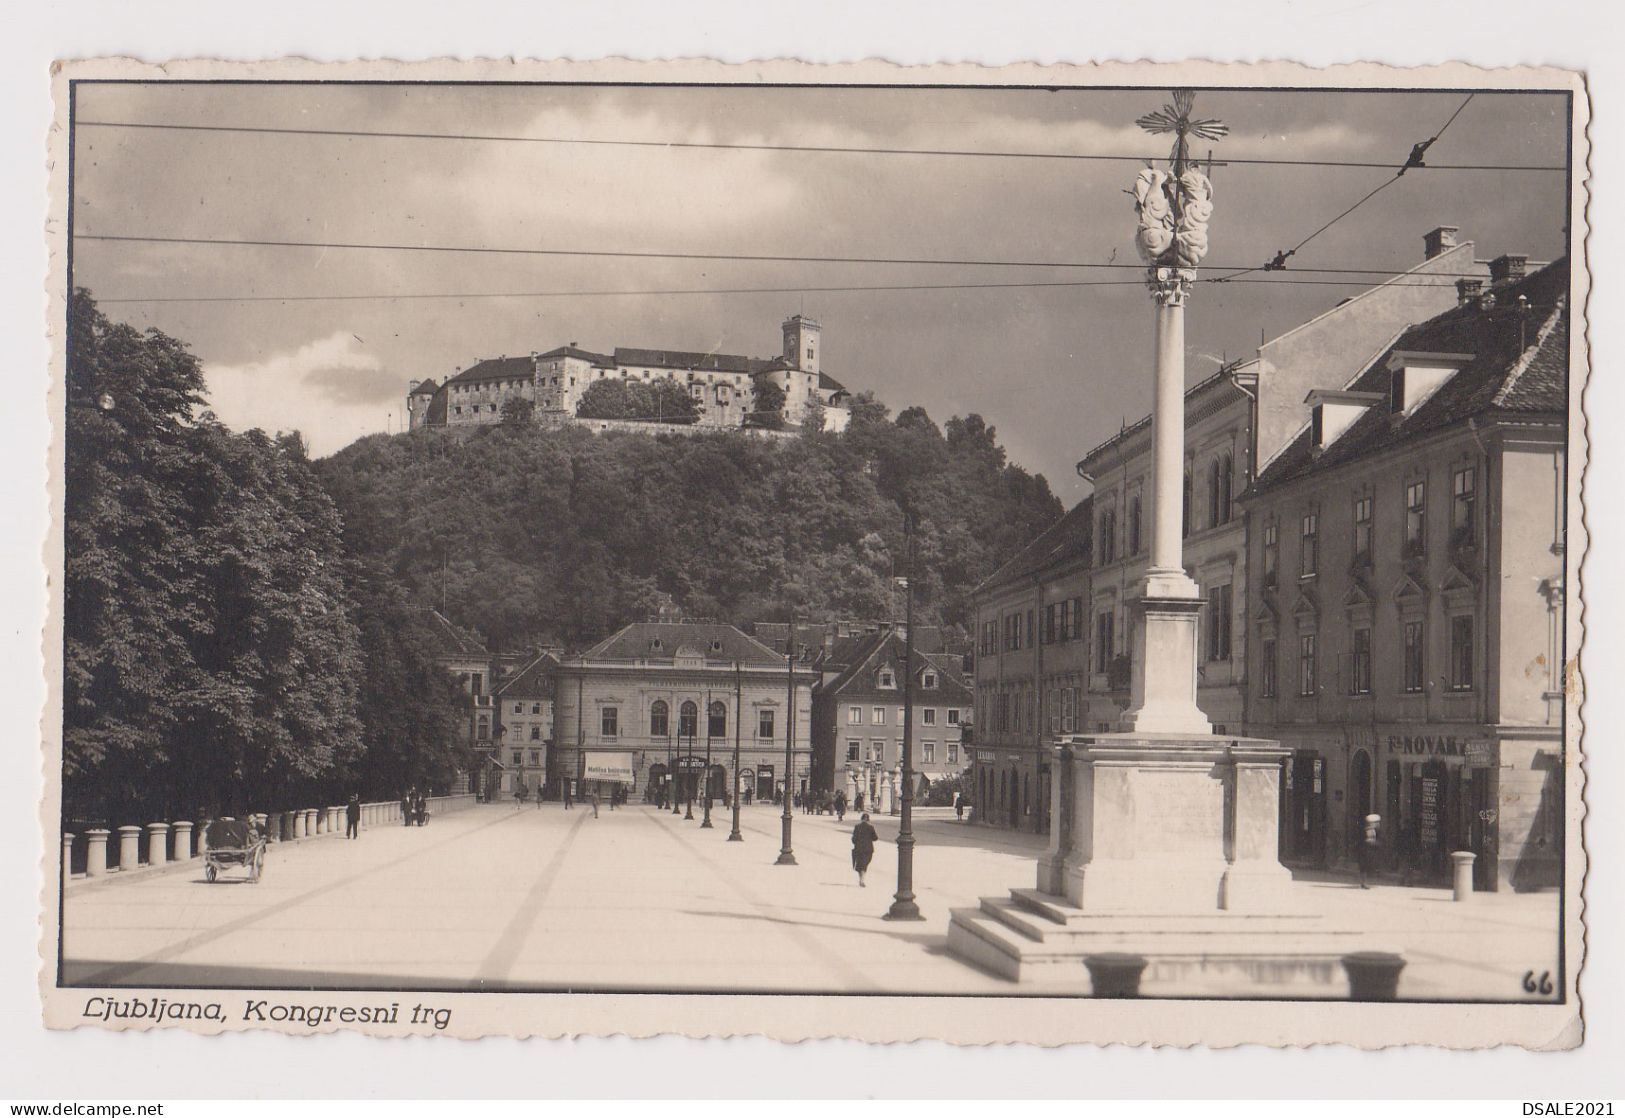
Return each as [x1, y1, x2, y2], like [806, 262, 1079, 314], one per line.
[1376, 728, 1497, 889]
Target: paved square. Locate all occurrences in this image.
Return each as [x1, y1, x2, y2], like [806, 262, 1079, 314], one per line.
[61, 803, 1560, 999]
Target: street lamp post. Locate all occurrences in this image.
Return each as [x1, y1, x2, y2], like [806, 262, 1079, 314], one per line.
[887, 510, 924, 921]
[701, 689, 714, 828]
[684, 719, 695, 820]
[668, 716, 679, 816]
[775, 615, 799, 866]
[729, 664, 744, 841]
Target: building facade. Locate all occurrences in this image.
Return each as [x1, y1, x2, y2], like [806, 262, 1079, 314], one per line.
[1242, 255, 1567, 892]
[550, 620, 817, 804]
[491, 652, 558, 798]
[408, 315, 852, 434]
[810, 628, 972, 810]
[965, 225, 1500, 836]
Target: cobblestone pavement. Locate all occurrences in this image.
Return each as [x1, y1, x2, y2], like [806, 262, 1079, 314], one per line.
[60, 802, 1561, 999]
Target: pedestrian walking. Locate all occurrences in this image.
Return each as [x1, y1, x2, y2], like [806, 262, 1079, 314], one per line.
[563, 782, 574, 811]
[345, 794, 361, 839]
[955, 794, 965, 823]
[851, 813, 879, 887]
[590, 789, 601, 818]
[401, 789, 413, 827]
[413, 791, 427, 826]
[1358, 813, 1382, 889]
[537, 780, 545, 808]
[835, 790, 846, 822]
[514, 780, 527, 810]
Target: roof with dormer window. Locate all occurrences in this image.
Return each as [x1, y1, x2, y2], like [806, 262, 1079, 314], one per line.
[1250, 257, 1568, 495]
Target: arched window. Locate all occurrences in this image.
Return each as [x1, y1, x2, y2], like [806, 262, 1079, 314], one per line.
[650, 700, 669, 738]
[708, 700, 727, 739]
[1128, 495, 1143, 554]
[679, 701, 698, 739]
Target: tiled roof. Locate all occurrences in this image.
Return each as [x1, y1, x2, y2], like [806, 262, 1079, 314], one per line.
[613, 347, 782, 375]
[581, 621, 785, 666]
[495, 652, 558, 698]
[974, 495, 1094, 595]
[444, 355, 536, 387]
[536, 345, 615, 366]
[818, 372, 848, 393]
[819, 629, 973, 701]
[1251, 257, 1569, 495]
[409, 377, 439, 396]
[423, 610, 488, 657]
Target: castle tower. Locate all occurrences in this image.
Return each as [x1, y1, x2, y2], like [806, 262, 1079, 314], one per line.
[780, 315, 822, 424]
[781, 314, 821, 376]
[406, 378, 439, 431]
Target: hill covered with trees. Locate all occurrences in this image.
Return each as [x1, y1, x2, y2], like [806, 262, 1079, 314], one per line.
[319, 395, 1063, 652]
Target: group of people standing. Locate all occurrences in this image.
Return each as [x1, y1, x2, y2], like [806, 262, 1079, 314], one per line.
[798, 789, 849, 820]
[398, 789, 429, 827]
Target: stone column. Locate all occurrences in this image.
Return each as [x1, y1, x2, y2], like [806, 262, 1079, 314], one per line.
[304, 808, 317, 836]
[62, 833, 75, 890]
[146, 822, 170, 867]
[85, 829, 109, 877]
[117, 825, 142, 871]
[1118, 268, 1211, 737]
[266, 812, 281, 843]
[172, 820, 194, 861]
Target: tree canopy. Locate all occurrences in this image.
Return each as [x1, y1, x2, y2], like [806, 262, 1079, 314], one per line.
[576, 376, 698, 423]
[321, 400, 1062, 652]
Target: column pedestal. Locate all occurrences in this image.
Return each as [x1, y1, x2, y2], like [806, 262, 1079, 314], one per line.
[117, 825, 142, 871]
[146, 822, 170, 867]
[85, 829, 109, 877]
[171, 820, 194, 861]
[1117, 591, 1213, 737]
[62, 833, 75, 890]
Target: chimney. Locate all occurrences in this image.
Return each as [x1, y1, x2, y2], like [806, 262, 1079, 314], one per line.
[1424, 226, 1460, 260]
[1456, 278, 1484, 307]
[1489, 254, 1528, 286]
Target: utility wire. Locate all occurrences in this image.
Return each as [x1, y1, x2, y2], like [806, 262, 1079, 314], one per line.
[73, 231, 1497, 279]
[1215, 94, 1477, 283]
[74, 118, 1566, 173]
[92, 275, 1468, 306]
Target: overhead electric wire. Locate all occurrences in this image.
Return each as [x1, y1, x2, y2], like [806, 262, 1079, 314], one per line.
[72, 231, 1498, 279]
[91, 275, 1468, 306]
[73, 118, 1566, 173]
[1215, 94, 1478, 283]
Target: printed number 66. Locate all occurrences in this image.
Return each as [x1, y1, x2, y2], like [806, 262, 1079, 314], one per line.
[1522, 970, 1554, 995]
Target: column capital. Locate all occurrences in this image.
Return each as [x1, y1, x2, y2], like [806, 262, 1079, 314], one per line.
[1147, 267, 1197, 306]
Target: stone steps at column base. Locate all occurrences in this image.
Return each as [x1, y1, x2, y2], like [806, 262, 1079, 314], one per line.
[948, 894, 1375, 995]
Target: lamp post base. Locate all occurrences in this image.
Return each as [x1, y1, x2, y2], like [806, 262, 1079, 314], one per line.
[727, 830, 743, 842]
[884, 898, 925, 921]
[775, 850, 797, 866]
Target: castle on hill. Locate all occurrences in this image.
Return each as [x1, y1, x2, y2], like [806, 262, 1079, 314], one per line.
[407, 314, 853, 434]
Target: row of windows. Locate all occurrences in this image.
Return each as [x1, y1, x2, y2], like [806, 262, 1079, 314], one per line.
[597, 701, 778, 739]
[1101, 453, 1238, 564]
[844, 740, 958, 766]
[1267, 467, 1477, 580]
[1258, 616, 1475, 698]
[874, 667, 940, 690]
[510, 702, 545, 715]
[510, 750, 544, 767]
[846, 705, 961, 726]
[982, 599, 1090, 655]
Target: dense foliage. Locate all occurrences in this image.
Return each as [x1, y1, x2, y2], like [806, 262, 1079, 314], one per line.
[320, 388, 1063, 652]
[575, 376, 699, 423]
[63, 291, 463, 821]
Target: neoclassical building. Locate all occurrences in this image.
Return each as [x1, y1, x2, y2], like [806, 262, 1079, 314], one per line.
[408, 315, 852, 434]
[550, 618, 817, 804]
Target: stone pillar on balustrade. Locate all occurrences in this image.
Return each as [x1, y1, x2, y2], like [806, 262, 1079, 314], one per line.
[85, 829, 109, 877]
[146, 822, 169, 867]
[117, 825, 142, 872]
[62, 833, 74, 891]
[172, 820, 194, 861]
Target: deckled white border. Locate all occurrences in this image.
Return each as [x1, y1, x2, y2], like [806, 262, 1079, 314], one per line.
[15, 39, 1599, 1085]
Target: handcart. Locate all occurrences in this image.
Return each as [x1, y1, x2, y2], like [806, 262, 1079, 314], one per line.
[203, 817, 266, 883]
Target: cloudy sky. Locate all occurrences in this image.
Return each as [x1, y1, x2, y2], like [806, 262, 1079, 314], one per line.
[69, 83, 1570, 499]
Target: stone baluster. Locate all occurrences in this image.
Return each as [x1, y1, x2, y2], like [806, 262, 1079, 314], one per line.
[85, 829, 109, 877]
[265, 812, 280, 843]
[117, 825, 142, 871]
[62, 832, 74, 890]
[304, 808, 317, 836]
[146, 822, 170, 867]
[172, 820, 194, 861]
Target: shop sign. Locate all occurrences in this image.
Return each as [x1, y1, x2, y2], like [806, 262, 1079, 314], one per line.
[581, 753, 636, 783]
[1419, 776, 1441, 848]
[1465, 740, 1495, 767]
[673, 755, 708, 772]
[1386, 733, 1463, 758]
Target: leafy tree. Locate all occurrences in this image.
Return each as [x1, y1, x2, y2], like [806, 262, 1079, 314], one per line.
[576, 379, 640, 420]
[501, 396, 536, 425]
[64, 290, 365, 820]
[750, 376, 786, 428]
[577, 376, 697, 423]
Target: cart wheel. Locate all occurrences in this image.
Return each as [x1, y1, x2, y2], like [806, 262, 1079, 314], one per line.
[205, 863, 217, 883]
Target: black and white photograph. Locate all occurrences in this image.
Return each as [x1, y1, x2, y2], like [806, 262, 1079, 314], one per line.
[40, 57, 1585, 1048]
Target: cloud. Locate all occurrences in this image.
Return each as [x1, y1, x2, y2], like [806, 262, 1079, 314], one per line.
[203, 332, 398, 454]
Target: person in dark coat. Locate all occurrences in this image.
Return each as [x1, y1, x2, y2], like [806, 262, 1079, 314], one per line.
[345, 794, 361, 839]
[851, 813, 879, 887]
[401, 789, 413, 827]
[563, 781, 574, 810]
